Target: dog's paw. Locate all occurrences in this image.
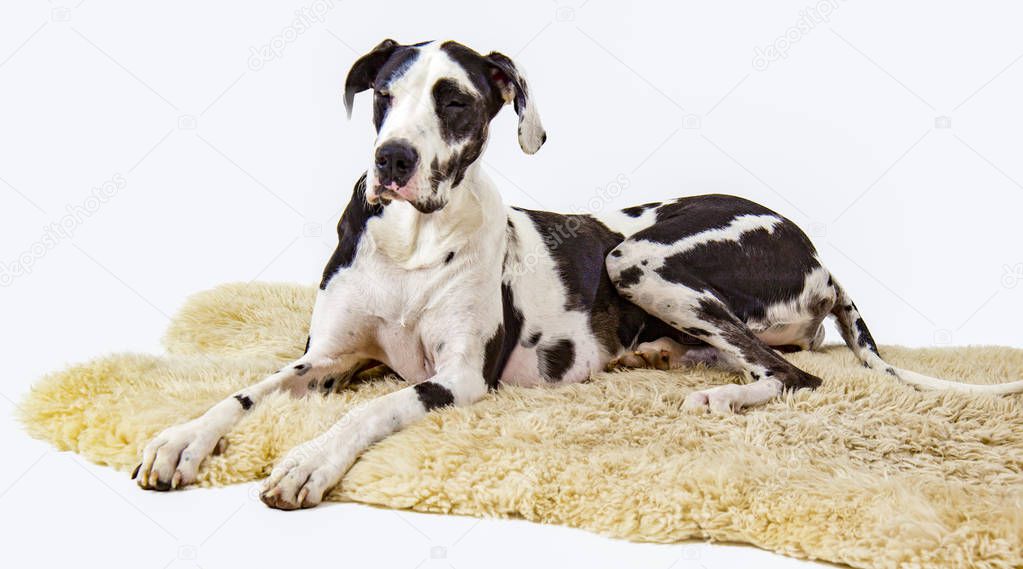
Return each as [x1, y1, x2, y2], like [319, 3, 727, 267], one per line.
[135, 420, 225, 491]
[608, 339, 687, 371]
[682, 379, 783, 414]
[259, 443, 344, 510]
[682, 386, 739, 414]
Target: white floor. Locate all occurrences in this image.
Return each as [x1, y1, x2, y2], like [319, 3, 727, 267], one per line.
[3, 415, 830, 569]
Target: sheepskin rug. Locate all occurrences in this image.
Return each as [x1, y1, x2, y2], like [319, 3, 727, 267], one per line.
[19, 282, 1023, 569]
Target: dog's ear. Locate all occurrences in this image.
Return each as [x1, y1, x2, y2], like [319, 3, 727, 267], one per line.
[485, 52, 546, 154]
[344, 39, 399, 119]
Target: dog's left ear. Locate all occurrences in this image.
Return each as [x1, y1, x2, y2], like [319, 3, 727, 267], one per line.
[486, 52, 546, 154]
[344, 39, 400, 119]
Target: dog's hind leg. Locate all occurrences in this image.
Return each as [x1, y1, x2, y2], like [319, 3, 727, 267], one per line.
[135, 352, 371, 491]
[607, 258, 821, 413]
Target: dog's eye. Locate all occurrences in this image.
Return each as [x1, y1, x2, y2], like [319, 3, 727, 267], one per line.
[374, 90, 392, 101]
[445, 99, 467, 110]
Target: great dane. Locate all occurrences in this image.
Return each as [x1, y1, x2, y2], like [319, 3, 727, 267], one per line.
[134, 39, 1023, 509]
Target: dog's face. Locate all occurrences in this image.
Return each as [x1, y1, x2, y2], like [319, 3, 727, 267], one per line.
[344, 40, 546, 213]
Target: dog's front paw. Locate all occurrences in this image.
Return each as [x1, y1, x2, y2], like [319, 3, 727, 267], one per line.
[259, 443, 345, 510]
[134, 420, 225, 491]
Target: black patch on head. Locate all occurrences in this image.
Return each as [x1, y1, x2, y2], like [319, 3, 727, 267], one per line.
[368, 47, 419, 128]
[610, 250, 622, 258]
[537, 338, 576, 382]
[854, 317, 880, 355]
[321, 174, 384, 289]
[444, 251, 455, 264]
[616, 266, 643, 288]
[234, 394, 253, 410]
[343, 39, 419, 125]
[427, 43, 509, 191]
[414, 382, 454, 412]
[432, 78, 484, 143]
[439, 42, 506, 117]
[428, 134, 485, 195]
[440, 41, 545, 155]
[621, 202, 661, 218]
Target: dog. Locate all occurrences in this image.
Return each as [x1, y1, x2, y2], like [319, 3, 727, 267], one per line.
[133, 39, 1023, 509]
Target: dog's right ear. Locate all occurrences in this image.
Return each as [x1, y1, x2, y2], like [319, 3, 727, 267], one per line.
[344, 39, 399, 119]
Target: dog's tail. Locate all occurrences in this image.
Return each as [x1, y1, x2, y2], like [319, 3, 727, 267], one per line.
[831, 283, 1023, 395]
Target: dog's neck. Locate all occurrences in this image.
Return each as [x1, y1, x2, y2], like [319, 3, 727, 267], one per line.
[365, 162, 507, 270]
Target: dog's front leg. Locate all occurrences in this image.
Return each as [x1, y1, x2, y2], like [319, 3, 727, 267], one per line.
[259, 356, 489, 510]
[135, 353, 368, 491]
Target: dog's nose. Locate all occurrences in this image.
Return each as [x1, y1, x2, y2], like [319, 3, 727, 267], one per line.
[375, 141, 419, 188]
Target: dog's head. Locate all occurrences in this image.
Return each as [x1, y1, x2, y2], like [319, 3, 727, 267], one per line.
[344, 40, 546, 213]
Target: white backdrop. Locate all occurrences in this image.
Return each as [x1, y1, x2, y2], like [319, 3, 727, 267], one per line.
[2, 1, 1021, 568]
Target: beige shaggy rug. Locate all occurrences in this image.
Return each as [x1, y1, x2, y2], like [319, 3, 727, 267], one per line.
[19, 282, 1023, 569]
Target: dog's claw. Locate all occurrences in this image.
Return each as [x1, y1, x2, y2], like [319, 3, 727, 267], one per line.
[171, 471, 182, 490]
[131, 463, 141, 480]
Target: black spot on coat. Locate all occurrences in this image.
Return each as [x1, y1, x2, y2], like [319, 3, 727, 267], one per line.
[414, 382, 454, 412]
[616, 266, 643, 288]
[320, 174, 383, 289]
[481, 283, 524, 389]
[621, 202, 661, 218]
[854, 317, 880, 355]
[537, 339, 576, 381]
[234, 394, 253, 410]
[647, 195, 821, 322]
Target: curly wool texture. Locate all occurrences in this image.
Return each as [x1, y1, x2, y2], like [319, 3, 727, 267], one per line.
[19, 282, 1023, 569]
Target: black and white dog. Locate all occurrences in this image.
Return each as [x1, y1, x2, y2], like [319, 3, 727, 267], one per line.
[134, 40, 1023, 508]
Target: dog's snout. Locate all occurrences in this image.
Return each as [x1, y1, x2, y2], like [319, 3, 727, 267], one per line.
[375, 141, 418, 187]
